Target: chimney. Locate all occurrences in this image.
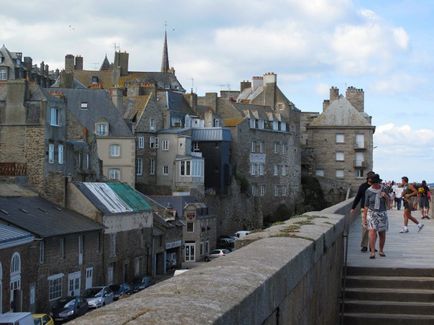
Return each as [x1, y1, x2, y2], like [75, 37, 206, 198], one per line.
[74, 56, 83, 70]
[323, 99, 330, 112]
[65, 54, 74, 72]
[330, 86, 339, 102]
[23, 57, 32, 79]
[345, 86, 364, 112]
[204, 92, 218, 113]
[263, 72, 277, 109]
[114, 51, 129, 76]
[240, 80, 251, 92]
[252, 76, 263, 91]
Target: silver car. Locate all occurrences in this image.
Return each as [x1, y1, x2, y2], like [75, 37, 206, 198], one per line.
[83, 286, 114, 308]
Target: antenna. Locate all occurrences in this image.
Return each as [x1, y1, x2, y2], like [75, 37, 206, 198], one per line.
[113, 43, 120, 52]
[191, 78, 194, 93]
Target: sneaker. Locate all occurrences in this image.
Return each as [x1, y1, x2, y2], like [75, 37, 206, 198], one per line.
[361, 247, 368, 252]
[418, 224, 424, 232]
[400, 227, 409, 233]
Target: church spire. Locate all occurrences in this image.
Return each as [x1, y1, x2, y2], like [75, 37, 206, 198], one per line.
[161, 27, 170, 73]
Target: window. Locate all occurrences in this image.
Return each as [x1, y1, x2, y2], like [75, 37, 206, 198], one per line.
[205, 241, 209, 255]
[274, 142, 279, 153]
[11, 253, 20, 275]
[163, 165, 169, 175]
[50, 108, 60, 126]
[356, 134, 365, 148]
[273, 165, 279, 176]
[149, 136, 159, 149]
[149, 158, 155, 175]
[149, 119, 155, 130]
[86, 153, 90, 170]
[214, 119, 220, 127]
[250, 163, 256, 176]
[109, 144, 121, 157]
[39, 241, 45, 264]
[60, 238, 65, 259]
[95, 122, 108, 136]
[258, 120, 264, 129]
[259, 163, 264, 176]
[315, 169, 325, 177]
[108, 168, 120, 180]
[251, 141, 256, 153]
[282, 144, 288, 155]
[336, 169, 344, 178]
[136, 158, 143, 176]
[249, 119, 256, 128]
[138, 136, 145, 149]
[48, 144, 55, 163]
[251, 184, 258, 196]
[186, 222, 194, 232]
[109, 234, 116, 257]
[336, 134, 345, 143]
[281, 165, 288, 176]
[336, 151, 344, 161]
[161, 140, 169, 151]
[356, 169, 364, 178]
[193, 142, 200, 151]
[180, 161, 191, 176]
[48, 274, 63, 301]
[274, 185, 279, 197]
[355, 152, 364, 167]
[58, 144, 64, 164]
[260, 185, 266, 196]
[0, 67, 7, 80]
[258, 141, 264, 153]
[80, 102, 88, 109]
[281, 186, 287, 197]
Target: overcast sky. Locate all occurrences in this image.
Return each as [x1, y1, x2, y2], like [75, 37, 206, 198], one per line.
[2, 0, 434, 183]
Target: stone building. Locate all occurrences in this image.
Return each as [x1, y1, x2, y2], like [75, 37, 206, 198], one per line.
[0, 186, 104, 314]
[151, 195, 216, 263]
[305, 86, 375, 193]
[67, 182, 153, 283]
[197, 73, 302, 223]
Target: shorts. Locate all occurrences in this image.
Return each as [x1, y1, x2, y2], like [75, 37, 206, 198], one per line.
[419, 196, 430, 209]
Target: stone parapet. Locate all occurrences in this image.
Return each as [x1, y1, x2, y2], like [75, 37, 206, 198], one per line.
[69, 199, 353, 325]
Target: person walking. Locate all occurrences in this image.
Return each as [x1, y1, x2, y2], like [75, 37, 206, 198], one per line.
[393, 182, 404, 210]
[418, 180, 430, 219]
[400, 176, 424, 233]
[362, 174, 390, 259]
[351, 171, 376, 252]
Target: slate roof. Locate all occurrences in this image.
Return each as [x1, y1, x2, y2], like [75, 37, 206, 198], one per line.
[0, 224, 34, 249]
[191, 128, 232, 141]
[43, 88, 132, 137]
[309, 97, 372, 127]
[74, 182, 151, 215]
[0, 196, 104, 238]
[150, 195, 199, 219]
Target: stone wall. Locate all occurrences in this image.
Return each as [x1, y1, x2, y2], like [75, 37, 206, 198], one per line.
[69, 199, 352, 325]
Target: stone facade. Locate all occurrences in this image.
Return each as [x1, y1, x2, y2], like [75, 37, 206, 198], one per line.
[305, 87, 375, 193]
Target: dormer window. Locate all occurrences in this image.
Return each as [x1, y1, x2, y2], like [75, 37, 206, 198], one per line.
[0, 55, 4, 63]
[95, 121, 109, 136]
[0, 67, 8, 80]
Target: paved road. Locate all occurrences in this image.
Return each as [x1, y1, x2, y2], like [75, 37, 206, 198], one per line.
[347, 207, 434, 268]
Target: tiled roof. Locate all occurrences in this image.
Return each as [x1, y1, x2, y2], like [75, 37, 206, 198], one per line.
[0, 196, 103, 238]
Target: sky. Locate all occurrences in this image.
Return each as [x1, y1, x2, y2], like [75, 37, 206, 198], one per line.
[2, 0, 434, 183]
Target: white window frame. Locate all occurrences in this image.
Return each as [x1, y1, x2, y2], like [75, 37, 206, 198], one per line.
[48, 143, 55, 164]
[260, 184, 266, 196]
[336, 133, 345, 143]
[163, 165, 169, 175]
[50, 108, 60, 126]
[251, 163, 256, 176]
[85, 267, 93, 289]
[136, 158, 143, 176]
[149, 158, 155, 175]
[356, 134, 365, 148]
[336, 151, 344, 161]
[251, 141, 256, 153]
[95, 122, 108, 136]
[149, 136, 159, 149]
[336, 169, 345, 178]
[0, 67, 7, 80]
[315, 169, 325, 177]
[161, 139, 169, 151]
[80, 102, 88, 109]
[39, 241, 45, 264]
[149, 119, 155, 131]
[180, 161, 191, 176]
[138, 136, 145, 149]
[48, 274, 63, 301]
[108, 168, 121, 180]
[109, 144, 121, 158]
[185, 243, 195, 262]
[249, 118, 256, 128]
[58, 144, 64, 164]
[274, 185, 279, 197]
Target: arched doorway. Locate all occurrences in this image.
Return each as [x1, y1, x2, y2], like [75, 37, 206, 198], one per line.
[10, 252, 21, 311]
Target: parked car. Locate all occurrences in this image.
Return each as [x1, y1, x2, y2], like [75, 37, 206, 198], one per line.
[234, 230, 251, 239]
[208, 248, 231, 259]
[83, 286, 114, 308]
[173, 269, 189, 276]
[109, 283, 133, 301]
[0, 312, 33, 325]
[32, 313, 54, 325]
[50, 296, 89, 322]
[131, 276, 152, 293]
[217, 238, 235, 250]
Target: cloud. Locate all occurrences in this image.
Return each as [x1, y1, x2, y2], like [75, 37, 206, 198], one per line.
[371, 73, 426, 94]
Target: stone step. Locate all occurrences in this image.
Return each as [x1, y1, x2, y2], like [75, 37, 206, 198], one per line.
[342, 299, 434, 315]
[345, 275, 434, 290]
[344, 287, 434, 302]
[345, 266, 434, 277]
[342, 312, 434, 325]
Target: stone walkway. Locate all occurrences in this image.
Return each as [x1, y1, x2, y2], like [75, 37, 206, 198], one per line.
[347, 207, 434, 268]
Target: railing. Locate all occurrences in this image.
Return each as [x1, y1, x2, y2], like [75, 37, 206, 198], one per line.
[0, 163, 27, 176]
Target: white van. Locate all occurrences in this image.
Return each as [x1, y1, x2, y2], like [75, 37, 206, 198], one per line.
[0, 312, 34, 325]
[234, 230, 251, 239]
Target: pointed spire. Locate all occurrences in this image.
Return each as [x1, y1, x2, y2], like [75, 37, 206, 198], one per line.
[100, 54, 111, 71]
[161, 27, 170, 73]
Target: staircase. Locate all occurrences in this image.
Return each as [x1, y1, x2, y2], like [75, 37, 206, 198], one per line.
[341, 266, 434, 325]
